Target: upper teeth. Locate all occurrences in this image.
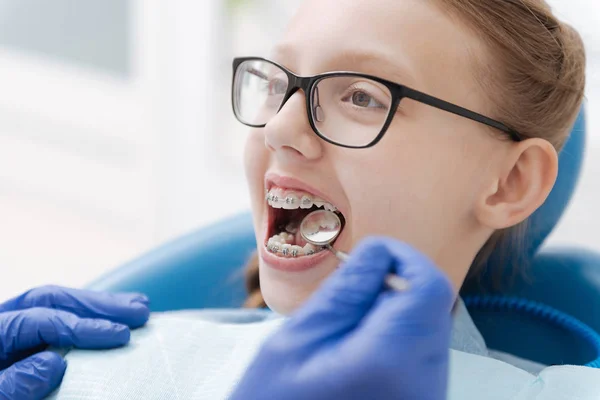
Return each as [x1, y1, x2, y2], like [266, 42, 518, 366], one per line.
[266, 189, 337, 212]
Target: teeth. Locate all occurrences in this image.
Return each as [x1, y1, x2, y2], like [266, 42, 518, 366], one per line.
[321, 212, 340, 230]
[313, 198, 325, 209]
[282, 194, 299, 210]
[303, 220, 320, 235]
[267, 189, 337, 212]
[265, 187, 342, 258]
[322, 221, 338, 230]
[266, 232, 323, 258]
[300, 196, 313, 209]
[282, 233, 297, 244]
[267, 188, 285, 209]
[281, 244, 292, 256]
[285, 222, 299, 234]
[324, 203, 337, 212]
[303, 243, 316, 255]
[268, 234, 288, 246]
[290, 245, 302, 257]
[272, 198, 283, 209]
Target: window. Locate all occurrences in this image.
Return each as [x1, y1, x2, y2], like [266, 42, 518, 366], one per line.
[0, 0, 131, 77]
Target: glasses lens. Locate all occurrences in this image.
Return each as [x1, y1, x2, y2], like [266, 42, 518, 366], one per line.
[233, 59, 289, 126]
[311, 76, 393, 147]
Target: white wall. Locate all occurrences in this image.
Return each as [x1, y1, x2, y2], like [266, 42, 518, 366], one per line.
[538, 0, 600, 248]
[0, 0, 228, 298]
[0, 0, 598, 300]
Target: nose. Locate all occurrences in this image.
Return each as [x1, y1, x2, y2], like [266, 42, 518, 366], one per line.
[264, 91, 323, 163]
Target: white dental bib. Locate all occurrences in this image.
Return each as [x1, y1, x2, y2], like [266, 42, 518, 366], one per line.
[47, 309, 600, 399]
[47, 310, 284, 399]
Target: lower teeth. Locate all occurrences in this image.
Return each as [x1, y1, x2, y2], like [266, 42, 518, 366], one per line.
[267, 233, 320, 258]
[268, 211, 341, 258]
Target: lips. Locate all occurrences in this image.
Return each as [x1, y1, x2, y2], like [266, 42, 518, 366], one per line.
[264, 173, 341, 208]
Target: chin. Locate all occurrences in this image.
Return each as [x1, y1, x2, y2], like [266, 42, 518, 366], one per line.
[258, 257, 338, 315]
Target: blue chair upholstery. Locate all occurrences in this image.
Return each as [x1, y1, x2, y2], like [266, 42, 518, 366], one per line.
[89, 108, 599, 366]
[89, 212, 257, 311]
[460, 108, 600, 366]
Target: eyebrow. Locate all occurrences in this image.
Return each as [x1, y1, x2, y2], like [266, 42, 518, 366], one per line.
[271, 44, 418, 87]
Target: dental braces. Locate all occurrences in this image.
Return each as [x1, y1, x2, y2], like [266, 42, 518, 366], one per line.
[265, 193, 312, 206]
[267, 243, 321, 257]
[265, 192, 337, 211]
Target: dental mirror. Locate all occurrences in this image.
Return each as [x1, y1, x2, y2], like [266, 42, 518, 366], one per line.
[300, 209, 410, 292]
[300, 209, 346, 260]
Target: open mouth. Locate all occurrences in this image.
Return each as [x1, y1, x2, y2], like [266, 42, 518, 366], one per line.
[265, 187, 345, 258]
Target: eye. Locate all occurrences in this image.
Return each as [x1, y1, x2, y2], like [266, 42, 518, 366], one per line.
[350, 91, 381, 108]
[341, 84, 388, 110]
[268, 78, 288, 96]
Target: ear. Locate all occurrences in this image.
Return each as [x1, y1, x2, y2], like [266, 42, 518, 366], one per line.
[475, 138, 559, 229]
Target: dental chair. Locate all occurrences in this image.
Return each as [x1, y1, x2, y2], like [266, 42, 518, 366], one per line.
[89, 108, 600, 368]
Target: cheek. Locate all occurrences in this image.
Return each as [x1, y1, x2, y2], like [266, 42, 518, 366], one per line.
[337, 138, 477, 246]
[244, 130, 270, 231]
[244, 131, 269, 197]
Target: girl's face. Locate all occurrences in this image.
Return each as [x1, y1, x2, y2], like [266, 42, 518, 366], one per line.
[244, 0, 514, 314]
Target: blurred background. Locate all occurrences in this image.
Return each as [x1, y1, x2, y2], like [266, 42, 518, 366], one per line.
[0, 0, 598, 299]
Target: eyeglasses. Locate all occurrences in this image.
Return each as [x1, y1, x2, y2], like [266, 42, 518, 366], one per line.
[231, 57, 522, 149]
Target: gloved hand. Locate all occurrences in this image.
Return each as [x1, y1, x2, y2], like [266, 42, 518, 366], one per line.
[0, 285, 150, 399]
[231, 237, 455, 400]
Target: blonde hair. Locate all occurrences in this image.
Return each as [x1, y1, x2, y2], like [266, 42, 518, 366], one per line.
[244, 0, 587, 306]
[437, 0, 585, 147]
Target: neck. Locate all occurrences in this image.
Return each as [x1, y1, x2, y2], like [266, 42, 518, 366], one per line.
[432, 224, 493, 293]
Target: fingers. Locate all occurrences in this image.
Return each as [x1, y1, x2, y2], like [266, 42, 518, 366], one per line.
[383, 237, 455, 308]
[359, 282, 454, 343]
[0, 286, 150, 328]
[357, 238, 454, 343]
[0, 352, 66, 400]
[285, 237, 454, 347]
[284, 237, 398, 344]
[0, 308, 131, 358]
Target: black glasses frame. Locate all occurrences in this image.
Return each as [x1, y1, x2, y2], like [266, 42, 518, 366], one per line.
[232, 57, 523, 149]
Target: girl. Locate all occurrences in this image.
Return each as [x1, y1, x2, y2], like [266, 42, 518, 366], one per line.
[0, 0, 591, 398]
[240, 0, 584, 315]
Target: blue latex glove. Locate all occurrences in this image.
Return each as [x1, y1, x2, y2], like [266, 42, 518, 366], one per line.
[0, 285, 150, 399]
[231, 237, 455, 400]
